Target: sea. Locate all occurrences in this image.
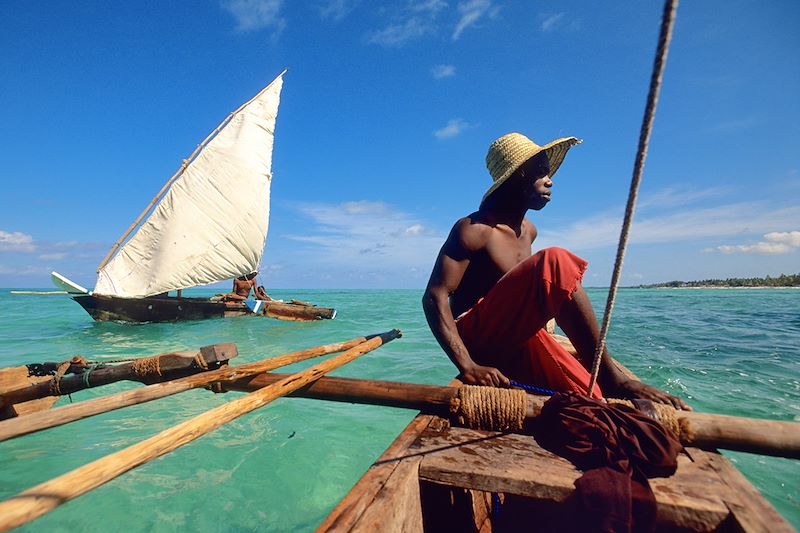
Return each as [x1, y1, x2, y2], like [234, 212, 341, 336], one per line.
[0, 288, 798, 531]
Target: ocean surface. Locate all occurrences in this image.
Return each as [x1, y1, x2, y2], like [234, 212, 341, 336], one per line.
[0, 288, 798, 531]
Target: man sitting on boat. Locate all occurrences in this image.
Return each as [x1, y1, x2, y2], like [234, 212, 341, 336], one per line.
[422, 132, 688, 410]
[216, 272, 271, 302]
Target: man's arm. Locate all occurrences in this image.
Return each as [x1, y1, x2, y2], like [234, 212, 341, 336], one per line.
[422, 220, 510, 387]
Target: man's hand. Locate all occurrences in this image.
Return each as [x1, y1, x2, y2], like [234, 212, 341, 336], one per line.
[460, 364, 511, 388]
[613, 378, 691, 411]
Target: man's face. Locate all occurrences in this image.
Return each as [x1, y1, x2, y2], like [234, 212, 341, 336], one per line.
[518, 154, 552, 211]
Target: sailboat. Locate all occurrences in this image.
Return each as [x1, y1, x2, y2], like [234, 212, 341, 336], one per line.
[51, 71, 335, 323]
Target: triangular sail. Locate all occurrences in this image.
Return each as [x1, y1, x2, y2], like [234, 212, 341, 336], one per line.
[94, 73, 284, 298]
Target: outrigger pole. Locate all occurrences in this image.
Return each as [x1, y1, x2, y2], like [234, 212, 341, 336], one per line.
[0, 329, 401, 532]
[0, 334, 379, 443]
[223, 373, 800, 460]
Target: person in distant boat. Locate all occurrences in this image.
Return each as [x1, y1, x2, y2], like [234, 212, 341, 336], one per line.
[422, 133, 689, 410]
[219, 272, 271, 302]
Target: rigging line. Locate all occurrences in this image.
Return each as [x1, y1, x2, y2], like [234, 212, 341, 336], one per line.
[587, 0, 679, 397]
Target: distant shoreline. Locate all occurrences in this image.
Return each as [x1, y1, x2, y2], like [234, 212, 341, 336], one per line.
[628, 286, 800, 290]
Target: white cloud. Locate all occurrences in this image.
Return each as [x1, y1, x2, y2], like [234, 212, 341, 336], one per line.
[637, 186, 729, 211]
[0, 231, 36, 253]
[38, 253, 67, 261]
[765, 230, 800, 247]
[285, 201, 442, 273]
[222, 0, 285, 33]
[367, 17, 434, 47]
[366, 1, 445, 47]
[453, 0, 493, 41]
[540, 12, 565, 32]
[541, 201, 800, 251]
[710, 230, 800, 255]
[319, 0, 359, 21]
[431, 64, 456, 79]
[434, 118, 471, 139]
[710, 116, 758, 134]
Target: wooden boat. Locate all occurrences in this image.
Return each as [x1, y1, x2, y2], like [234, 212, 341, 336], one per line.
[51, 71, 335, 323]
[0, 331, 797, 531]
[52, 272, 335, 323]
[315, 335, 797, 532]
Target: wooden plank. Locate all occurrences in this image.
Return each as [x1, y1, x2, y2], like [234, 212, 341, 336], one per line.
[0, 367, 57, 419]
[317, 415, 436, 532]
[416, 424, 737, 532]
[350, 457, 423, 533]
[702, 450, 795, 533]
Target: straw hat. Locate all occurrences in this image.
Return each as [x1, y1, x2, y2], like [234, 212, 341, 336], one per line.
[482, 133, 581, 204]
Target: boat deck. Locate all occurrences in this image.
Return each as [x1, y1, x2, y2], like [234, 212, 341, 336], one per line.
[320, 411, 793, 532]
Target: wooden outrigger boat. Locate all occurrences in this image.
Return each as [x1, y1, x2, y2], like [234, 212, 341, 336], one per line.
[0, 330, 797, 531]
[316, 371, 798, 532]
[51, 272, 335, 323]
[51, 71, 335, 323]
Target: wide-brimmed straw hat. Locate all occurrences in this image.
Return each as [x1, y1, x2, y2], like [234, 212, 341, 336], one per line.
[482, 133, 581, 205]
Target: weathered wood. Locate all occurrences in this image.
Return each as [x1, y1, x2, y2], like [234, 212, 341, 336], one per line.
[0, 329, 401, 533]
[317, 414, 439, 532]
[701, 450, 795, 533]
[0, 368, 57, 419]
[324, 408, 793, 532]
[226, 374, 800, 459]
[0, 335, 372, 443]
[0, 344, 237, 410]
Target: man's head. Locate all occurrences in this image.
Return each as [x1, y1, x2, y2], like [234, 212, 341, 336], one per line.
[482, 132, 581, 207]
[237, 272, 258, 281]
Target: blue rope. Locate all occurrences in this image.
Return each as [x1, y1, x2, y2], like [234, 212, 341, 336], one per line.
[509, 380, 556, 397]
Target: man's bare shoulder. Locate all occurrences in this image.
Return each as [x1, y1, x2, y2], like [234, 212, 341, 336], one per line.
[449, 213, 495, 253]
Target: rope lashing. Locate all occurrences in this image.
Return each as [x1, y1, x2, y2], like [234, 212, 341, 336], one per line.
[49, 356, 88, 396]
[130, 356, 162, 377]
[606, 398, 692, 441]
[450, 385, 526, 432]
[587, 0, 679, 397]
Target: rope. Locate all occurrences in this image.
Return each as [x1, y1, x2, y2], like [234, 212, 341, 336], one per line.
[510, 380, 555, 397]
[82, 364, 99, 388]
[450, 385, 526, 432]
[48, 356, 88, 396]
[606, 398, 691, 441]
[130, 356, 162, 377]
[587, 0, 679, 397]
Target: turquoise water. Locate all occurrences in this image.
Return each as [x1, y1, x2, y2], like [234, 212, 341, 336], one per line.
[0, 288, 798, 531]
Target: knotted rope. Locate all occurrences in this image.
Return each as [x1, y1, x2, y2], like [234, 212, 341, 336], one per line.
[450, 385, 526, 432]
[130, 356, 162, 377]
[587, 0, 679, 397]
[49, 356, 88, 396]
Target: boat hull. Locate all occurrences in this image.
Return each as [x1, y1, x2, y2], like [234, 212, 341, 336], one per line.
[319, 377, 795, 532]
[70, 294, 335, 323]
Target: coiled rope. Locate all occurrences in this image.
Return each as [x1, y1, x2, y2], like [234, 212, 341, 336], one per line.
[587, 0, 679, 397]
[450, 385, 527, 432]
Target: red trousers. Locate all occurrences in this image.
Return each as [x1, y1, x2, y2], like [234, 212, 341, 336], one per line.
[456, 247, 604, 399]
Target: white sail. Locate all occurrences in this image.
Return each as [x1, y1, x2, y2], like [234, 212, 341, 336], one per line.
[94, 73, 284, 298]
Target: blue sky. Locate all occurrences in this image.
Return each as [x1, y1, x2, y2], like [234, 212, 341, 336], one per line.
[1, 0, 798, 289]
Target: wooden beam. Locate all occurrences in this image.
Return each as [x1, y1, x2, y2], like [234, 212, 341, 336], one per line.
[0, 334, 374, 442]
[0, 329, 401, 532]
[226, 374, 800, 459]
[0, 344, 237, 409]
